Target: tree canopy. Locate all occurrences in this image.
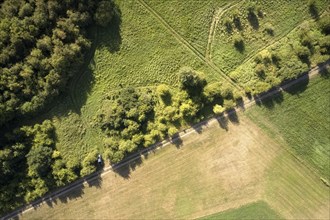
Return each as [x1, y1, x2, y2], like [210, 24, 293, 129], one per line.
[0, 0, 115, 126]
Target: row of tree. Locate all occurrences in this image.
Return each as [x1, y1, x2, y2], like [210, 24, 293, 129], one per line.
[97, 68, 241, 164]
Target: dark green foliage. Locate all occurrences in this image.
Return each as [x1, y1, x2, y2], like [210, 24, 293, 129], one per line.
[95, 0, 115, 27]
[318, 14, 330, 35]
[178, 67, 207, 97]
[308, 0, 319, 20]
[0, 0, 115, 127]
[0, 0, 116, 214]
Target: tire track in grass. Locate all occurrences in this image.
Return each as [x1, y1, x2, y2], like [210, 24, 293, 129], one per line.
[136, 0, 244, 93]
[205, 1, 243, 61]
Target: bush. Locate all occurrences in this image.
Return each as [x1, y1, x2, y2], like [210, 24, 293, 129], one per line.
[203, 83, 222, 102]
[318, 15, 330, 35]
[233, 35, 245, 52]
[295, 46, 310, 62]
[178, 67, 207, 96]
[80, 150, 98, 176]
[213, 104, 225, 115]
[223, 99, 236, 110]
[308, 0, 319, 19]
[264, 23, 274, 36]
[168, 127, 178, 136]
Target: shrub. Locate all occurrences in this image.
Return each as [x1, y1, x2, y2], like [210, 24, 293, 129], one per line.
[233, 35, 244, 52]
[178, 67, 207, 96]
[168, 127, 178, 136]
[213, 104, 225, 115]
[318, 15, 330, 35]
[308, 0, 319, 19]
[264, 23, 274, 36]
[223, 99, 236, 110]
[224, 17, 233, 33]
[295, 46, 310, 62]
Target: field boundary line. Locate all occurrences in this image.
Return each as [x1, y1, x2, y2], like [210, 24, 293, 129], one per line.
[2, 60, 329, 220]
[136, 0, 244, 92]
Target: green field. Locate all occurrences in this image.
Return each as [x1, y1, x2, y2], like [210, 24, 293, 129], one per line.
[246, 75, 330, 181]
[199, 201, 283, 220]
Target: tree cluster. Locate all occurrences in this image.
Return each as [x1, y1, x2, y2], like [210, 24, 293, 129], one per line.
[0, 120, 78, 215]
[0, 0, 116, 215]
[97, 68, 240, 163]
[0, 0, 115, 126]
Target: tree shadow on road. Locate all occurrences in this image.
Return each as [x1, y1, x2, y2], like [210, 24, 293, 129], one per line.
[113, 155, 143, 179]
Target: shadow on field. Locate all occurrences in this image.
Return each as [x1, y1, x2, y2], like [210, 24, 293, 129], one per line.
[216, 115, 228, 131]
[171, 133, 183, 148]
[227, 109, 240, 124]
[97, 6, 122, 53]
[254, 91, 284, 109]
[114, 156, 143, 179]
[282, 73, 309, 96]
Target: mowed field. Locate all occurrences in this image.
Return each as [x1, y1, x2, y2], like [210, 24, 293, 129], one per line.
[21, 106, 329, 219]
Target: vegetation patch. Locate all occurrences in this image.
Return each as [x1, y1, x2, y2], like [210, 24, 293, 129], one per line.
[212, 0, 329, 73]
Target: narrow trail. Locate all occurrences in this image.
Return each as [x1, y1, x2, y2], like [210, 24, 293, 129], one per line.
[136, 0, 244, 92]
[205, 1, 243, 61]
[3, 60, 329, 220]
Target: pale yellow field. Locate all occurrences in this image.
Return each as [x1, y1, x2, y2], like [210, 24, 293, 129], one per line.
[20, 114, 329, 219]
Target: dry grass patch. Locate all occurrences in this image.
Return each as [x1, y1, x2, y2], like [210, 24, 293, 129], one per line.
[21, 116, 280, 219]
[20, 114, 329, 219]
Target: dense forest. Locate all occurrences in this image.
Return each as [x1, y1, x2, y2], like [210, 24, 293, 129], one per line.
[0, 0, 115, 215]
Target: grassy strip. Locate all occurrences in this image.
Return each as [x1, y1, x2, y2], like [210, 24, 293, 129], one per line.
[198, 201, 284, 220]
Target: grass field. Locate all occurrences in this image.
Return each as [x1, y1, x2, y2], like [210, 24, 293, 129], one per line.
[246, 75, 330, 181]
[199, 201, 283, 220]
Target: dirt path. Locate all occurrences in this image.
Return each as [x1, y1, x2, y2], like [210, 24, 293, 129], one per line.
[205, 1, 243, 61]
[3, 60, 329, 220]
[136, 0, 244, 92]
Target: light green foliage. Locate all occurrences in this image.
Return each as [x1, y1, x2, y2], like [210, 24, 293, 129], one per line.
[80, 150, 98, 176]
[213, 104, 225, 115]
